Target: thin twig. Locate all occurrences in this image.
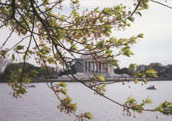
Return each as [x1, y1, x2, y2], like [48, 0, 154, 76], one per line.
[0, 28, 14, 49]
[8, 35, 30, 50]
[151, 0, 172, 10]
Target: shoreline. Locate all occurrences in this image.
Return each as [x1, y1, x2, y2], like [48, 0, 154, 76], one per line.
[0, 78, 172, 83]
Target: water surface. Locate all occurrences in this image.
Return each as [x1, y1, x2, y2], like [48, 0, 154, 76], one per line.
[0, 81, 172, 121]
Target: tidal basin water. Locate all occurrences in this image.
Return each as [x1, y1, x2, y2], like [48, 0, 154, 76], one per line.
[0, 81, 172, 121]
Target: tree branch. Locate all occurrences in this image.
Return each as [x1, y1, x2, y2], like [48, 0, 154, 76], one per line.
[151, 0, 172, 10]
[0, 28, 14, 49]
[11, 0, 16, 18]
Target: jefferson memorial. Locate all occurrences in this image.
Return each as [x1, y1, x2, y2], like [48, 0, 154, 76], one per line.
[75, 55, 117, 77]
[58, 54, 121, 80]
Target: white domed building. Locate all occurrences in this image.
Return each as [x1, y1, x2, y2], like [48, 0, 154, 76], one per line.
[57, 51, 122, 81]
[73, 54, 121, 80]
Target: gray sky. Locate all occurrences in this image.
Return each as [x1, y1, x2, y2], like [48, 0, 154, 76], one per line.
[77, 0, 172, 67]
[0, 0, 172, 67]
[116, 0, 172, 67]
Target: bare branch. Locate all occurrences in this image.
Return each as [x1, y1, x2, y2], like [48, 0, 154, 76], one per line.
[8, 35, 30, 50]
[0, 28, 14, 49]
[151, 0, 172, 10]
[129, 0, 142, 17]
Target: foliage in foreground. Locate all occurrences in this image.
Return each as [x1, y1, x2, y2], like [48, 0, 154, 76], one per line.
[0, 0, 172, 120]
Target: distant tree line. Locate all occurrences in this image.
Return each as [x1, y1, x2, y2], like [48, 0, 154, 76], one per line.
[114, 67, 134, 76]
[0, 62, 58, 82]
[114, 63, 172, 80]
[137, 63, 172, 79]
[1, 62, 172, 82]
[59, 64, 76, 76]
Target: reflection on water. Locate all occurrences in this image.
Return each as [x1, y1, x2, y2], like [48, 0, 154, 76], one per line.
[0, 81, 172, 121]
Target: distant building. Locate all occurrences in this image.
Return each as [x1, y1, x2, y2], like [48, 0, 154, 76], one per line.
[75, 54, 117, 77]
[58, 54, 121, 80]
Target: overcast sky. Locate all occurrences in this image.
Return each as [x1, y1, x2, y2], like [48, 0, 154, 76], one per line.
[117, 0, 172, 67]
[0, 0, 172, 67]
[77, 0, 172, 67]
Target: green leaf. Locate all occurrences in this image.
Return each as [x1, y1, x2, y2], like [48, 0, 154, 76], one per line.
[42, 0, 49, 4]
[136, 71, 142, 77]
[123, 50, 134, 57]
[128, 17, 134, 22]
[47, 57, 56, 64]
[16, 45, 24, 50]
[133, 78, 138, 84]
[137, 11, 142, 16]
[61, 88, 67, 95]
[145, 97, 152, 104]
[137, 33, 144, 38]
[59, 82, 67, 87]
[18, 68, 23, 73]
[59, 15, 66, 21]
[130, 36, 137, 43]
[97, 74, 105, 81]
[12, 54, 15, 61]
[70, 103, 77, 112]
[0, 50, 8, 57]
[99, 84, 106, 92]
[69, 44, 77, 51]
[132, 105, 144, 113]
[145, 69, 158, 78]
[94, 7, 99, 11]
[145, 69, 156, 74]
[142, 78, 148, 83]
[109, 37, 117, 43]
[86, 45, 93, 50]
[72, 9, 79, 16]
[72, 0, 79, 4]
[122, 46, 130, 52]
[84, 112, 93, 119]
[125, 96, 136, 104]
[113, 60, 119, 67]
[129, 64, 137, 69]
[156, 101, 172, 115]
[106, 49, 112, 54]
[96, 40, 104, 49]
[18, 87, 27, 94]
[64, 97, 72, 104]
[39, 47, 50, 55]
[102, 8, 112, 15]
